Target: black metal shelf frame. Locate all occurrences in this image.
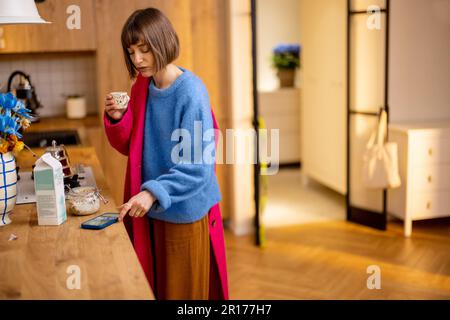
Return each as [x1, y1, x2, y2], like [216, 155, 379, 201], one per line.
[346, 0, 390, 230]
[250, 1, 391, 244]
[251, 0, 261, 246]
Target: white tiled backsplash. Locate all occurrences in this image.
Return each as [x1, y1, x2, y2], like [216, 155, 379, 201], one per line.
[0, 53, 97, 118]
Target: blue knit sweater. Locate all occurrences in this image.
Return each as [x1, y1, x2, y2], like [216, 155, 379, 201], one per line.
[141, 67, 221, 223]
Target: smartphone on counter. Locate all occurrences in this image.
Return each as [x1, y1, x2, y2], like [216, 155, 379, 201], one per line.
[81, 212, 119, 230]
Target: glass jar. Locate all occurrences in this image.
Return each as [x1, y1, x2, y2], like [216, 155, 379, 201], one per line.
[66, 186, 105, 216]
[45, 140, 74, 178]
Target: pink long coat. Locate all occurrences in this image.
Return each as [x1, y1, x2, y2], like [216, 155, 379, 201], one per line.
[104, 74, 229, 300]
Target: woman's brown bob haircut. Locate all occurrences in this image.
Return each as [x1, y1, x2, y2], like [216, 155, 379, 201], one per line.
[121, 8, 180, 78]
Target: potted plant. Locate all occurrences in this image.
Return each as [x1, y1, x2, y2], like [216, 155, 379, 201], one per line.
[0, 92, 33, 226]
[271, 43, 301, 87]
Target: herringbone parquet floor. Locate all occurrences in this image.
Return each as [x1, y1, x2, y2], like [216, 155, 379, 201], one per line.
[225, 218, 450, 299]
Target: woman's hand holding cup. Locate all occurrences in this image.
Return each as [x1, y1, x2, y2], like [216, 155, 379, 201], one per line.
[105, 92, 129, 121]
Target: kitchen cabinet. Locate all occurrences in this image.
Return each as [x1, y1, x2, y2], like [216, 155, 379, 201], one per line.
[0, 0, 96, 53]
[388, 122, 450, 237]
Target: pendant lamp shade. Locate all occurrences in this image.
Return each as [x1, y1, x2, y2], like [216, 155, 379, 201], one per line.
[0, 0, 50, 24]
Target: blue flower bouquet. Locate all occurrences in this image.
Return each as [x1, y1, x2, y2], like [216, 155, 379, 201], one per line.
[0, 92, 33, 154]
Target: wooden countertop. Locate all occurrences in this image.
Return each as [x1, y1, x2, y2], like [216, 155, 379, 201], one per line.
[25, 115, 102, 147]
[0, 147, 154, 300]
[27, 115, 101, 132]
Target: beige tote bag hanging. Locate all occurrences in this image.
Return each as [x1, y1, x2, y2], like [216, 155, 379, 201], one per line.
[362, 109, 401, 189]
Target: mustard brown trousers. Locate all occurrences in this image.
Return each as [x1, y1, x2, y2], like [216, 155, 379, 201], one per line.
[149, 213, 210, 300]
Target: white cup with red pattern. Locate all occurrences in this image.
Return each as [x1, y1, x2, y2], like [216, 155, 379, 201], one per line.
[110, 92, 130, 109]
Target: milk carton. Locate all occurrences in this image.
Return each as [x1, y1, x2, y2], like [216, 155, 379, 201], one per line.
[33, 153, 67, 225]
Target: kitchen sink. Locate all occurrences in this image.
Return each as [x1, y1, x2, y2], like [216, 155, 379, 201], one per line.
[22, 130, 81, 148]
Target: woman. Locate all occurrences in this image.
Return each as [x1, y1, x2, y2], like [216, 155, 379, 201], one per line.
[103, 7, 228, 300]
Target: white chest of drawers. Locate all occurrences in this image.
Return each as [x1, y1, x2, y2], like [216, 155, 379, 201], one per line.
[259, 88, 301, 164]
[387, 122, 450, 237]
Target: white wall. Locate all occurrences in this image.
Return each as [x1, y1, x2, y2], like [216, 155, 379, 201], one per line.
[257, 0, 301, 91]
[389, 0, 450, 122]
[228, 0, 256, 236]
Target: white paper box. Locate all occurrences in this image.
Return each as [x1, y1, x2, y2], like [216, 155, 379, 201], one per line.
[33, 153, 67, 225]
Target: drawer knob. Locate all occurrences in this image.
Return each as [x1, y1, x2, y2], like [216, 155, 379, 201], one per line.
[427, 175, 432, 183]
[426, 201, 431, 210]
[428, 148, 433, 156]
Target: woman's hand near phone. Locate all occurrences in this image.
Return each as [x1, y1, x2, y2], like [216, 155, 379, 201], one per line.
[105, 94, 127, 121]
[118, 190, 156, 221]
